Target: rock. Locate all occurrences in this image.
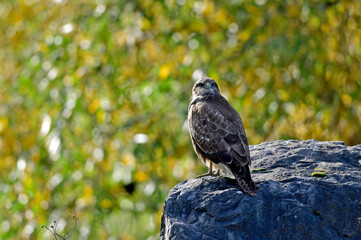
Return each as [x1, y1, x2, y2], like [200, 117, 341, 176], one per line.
[160, 140, 361, 240]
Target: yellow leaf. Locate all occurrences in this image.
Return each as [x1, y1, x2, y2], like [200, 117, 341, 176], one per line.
[38, 42, 47, 52]
[0, 116, 9, 133]
[277, 89, 290, 101]
[88, 99, 100, 113]
[159, 64, 171, 79]
[100, 199, 113, 209]
[80, 185, 95, 206]
[141, 17, 151, 30]
[204, 1, 214, 16]
[135, 171, 148, 182]
[341, 94, 352, 106]
[215, 8, 228, 24]
[238, 31, 251, 42]
[96, 110, 105, 123]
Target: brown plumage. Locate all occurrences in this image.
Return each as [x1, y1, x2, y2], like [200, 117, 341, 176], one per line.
[188, 77, 258, 196]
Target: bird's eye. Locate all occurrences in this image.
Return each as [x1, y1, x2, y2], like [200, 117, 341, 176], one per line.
[197, 83, 204, 87]
[212, 82, 217, 86]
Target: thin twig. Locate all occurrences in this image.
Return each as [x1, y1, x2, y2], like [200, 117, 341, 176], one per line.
[42, 214, 79, 240]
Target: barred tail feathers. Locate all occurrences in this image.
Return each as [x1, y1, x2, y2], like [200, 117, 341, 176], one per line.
[229, 161, 258, 196]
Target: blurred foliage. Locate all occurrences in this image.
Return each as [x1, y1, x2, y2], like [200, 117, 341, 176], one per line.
[0, 0, 360, 239]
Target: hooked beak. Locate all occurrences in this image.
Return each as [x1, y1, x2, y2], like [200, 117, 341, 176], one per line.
[205, 82, 211, 89]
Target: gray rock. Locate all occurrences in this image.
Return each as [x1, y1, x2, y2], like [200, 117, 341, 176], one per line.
[160, 140, 361, 240]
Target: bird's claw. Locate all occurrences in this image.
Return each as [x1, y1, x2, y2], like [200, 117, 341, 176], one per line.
[197, 170, 221, 178]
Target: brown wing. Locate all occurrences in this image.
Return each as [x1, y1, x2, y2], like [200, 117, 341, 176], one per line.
[188, 95, 258, 196]
[188, 96, 250, 166]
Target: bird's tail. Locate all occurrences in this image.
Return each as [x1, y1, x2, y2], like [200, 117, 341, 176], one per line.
[229, 161, 258, 196]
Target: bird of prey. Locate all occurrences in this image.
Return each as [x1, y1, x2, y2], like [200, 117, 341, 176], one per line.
[188, 77, 258, 196]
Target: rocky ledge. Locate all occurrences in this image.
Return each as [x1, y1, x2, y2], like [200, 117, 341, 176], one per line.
[160, 140, 361, 240]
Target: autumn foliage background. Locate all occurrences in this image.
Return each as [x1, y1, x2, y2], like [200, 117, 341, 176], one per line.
[0, 0, 360, 239]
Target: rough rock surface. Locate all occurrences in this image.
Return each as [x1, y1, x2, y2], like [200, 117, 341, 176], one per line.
[160, 140, 361, 240]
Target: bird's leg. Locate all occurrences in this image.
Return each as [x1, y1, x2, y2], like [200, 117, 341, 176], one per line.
[197, 161, 216, 178]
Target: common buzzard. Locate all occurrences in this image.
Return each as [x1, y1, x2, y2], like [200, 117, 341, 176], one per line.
[188, 77, 258, 196]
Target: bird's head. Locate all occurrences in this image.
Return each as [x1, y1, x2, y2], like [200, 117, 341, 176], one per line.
[192, 77, 220, 98]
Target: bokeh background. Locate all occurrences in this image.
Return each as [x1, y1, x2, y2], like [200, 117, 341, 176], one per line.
[0, 0, 360, 239]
